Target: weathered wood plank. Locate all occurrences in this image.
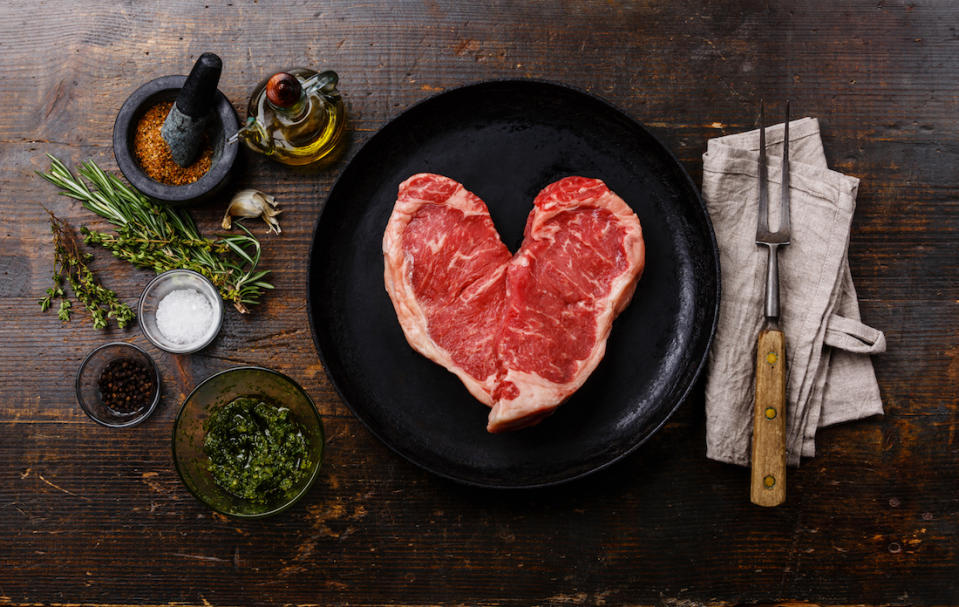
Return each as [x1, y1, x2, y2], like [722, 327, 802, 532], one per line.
[0, 0, 957, 605]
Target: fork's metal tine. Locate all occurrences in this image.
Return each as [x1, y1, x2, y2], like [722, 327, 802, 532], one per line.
[757, 100, 769, 237]
[779, 100, 791, 236]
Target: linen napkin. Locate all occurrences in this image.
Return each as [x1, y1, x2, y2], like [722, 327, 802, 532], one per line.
[702, 117, 885, 467]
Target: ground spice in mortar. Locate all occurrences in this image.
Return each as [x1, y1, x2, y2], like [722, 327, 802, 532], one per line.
[97, 358, 156, 413]
[133, 100, 213, 185]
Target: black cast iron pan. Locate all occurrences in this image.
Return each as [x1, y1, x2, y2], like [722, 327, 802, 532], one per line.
[307, 80, 720, 488]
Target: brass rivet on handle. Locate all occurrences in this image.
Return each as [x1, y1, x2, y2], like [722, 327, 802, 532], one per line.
[764, 407, 777, 419]
[766, 351, 778, 365]
[763, 475, 776, 488]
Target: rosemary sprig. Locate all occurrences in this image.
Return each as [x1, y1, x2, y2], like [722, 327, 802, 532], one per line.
[39, 156, 273, 313]
[40, 210, 135, 329]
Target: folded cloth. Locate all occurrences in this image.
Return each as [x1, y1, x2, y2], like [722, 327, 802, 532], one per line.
[702, 118, 885, 467]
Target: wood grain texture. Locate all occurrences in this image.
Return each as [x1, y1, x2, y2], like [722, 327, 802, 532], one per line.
[0, 0, 957, 605]
[752, 328, 787, 507]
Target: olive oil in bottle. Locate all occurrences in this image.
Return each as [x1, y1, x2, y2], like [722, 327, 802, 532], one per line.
[232, 68, 346, 166]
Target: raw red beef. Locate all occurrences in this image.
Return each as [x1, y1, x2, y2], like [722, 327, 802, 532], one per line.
[383, 173, 645, 432]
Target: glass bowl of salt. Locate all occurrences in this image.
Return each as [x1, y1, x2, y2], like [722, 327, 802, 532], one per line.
[138, 269, 224, 354]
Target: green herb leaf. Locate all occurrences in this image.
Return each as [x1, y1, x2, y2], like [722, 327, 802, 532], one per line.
[40, 157, 274, 314]
[39, 208, 135, 330]
[57, 299, 71, 321]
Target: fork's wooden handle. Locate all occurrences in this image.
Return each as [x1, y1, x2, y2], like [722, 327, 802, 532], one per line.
[751, 328, 787, 506]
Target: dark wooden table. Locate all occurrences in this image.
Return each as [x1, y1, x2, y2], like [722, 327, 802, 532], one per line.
[2, 2, 956, 605]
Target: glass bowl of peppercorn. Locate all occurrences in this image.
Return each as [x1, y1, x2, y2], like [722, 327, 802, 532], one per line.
[75, 342, 161, 428]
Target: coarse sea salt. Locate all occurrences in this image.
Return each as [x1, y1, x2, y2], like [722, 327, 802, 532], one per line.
[156, 288, 214, 344]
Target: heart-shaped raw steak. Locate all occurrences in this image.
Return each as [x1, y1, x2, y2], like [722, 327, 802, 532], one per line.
[383, 174, 645, 432]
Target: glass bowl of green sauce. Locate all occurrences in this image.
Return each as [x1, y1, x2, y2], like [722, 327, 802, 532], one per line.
[172, 366, 324, 518]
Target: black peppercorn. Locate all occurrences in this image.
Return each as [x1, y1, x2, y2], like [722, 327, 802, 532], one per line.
[97, 358, 156, 414]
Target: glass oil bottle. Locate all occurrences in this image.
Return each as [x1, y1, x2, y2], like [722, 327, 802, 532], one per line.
[231, 68, 346, 166]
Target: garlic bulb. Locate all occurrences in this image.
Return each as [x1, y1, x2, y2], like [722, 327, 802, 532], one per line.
[222, 189, 282, 234]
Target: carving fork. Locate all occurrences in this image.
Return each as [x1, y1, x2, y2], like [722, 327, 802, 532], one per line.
[751, 101, 790, 507]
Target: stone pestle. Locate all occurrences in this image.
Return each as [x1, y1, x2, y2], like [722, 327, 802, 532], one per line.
[161, 53, 222, 167]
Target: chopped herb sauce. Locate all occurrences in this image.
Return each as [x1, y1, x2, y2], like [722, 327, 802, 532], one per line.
[203, 397, 311, 504]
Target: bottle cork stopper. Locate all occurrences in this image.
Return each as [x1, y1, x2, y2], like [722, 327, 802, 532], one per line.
[266, 72, 302, 108]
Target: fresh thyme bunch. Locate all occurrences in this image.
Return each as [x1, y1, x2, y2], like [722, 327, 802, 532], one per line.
[39, 156, 273, 313]
[39, 210, 135, 329]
